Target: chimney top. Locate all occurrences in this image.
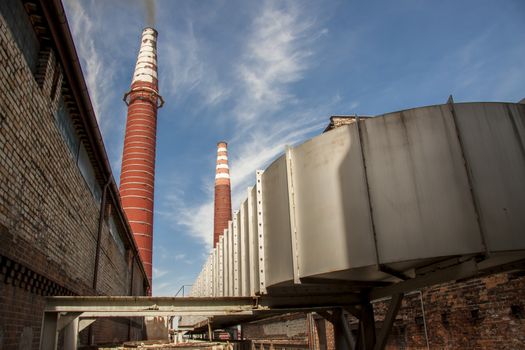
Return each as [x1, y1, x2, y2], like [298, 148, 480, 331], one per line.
[142, 27, 158, 36]
[131, 28, 158, 86]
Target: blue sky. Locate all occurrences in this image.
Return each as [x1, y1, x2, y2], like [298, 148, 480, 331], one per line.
[63, 0, 525, 296]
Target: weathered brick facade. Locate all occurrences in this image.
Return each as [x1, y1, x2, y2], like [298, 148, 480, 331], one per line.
[376, 271, 525, 349]
[243, 313, 308, 342]
[0, 1, 149, 348]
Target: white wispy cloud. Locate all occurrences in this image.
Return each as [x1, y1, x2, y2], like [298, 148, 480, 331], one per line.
[234, 1, 318, 123]
[228, 105, 337, 208]
[64, 0, 114, 125]
[63, 0, 135, 177]
[162, 21, 230, 107]
[159, 190, 215, 250]
[169, 0, 334, 250]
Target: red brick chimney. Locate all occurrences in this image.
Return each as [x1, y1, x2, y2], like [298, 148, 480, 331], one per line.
[120, 28, 163, 294]
[213, 141, 232, 247]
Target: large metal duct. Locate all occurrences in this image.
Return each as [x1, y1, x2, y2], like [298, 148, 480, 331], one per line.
[190, 102, 525, 298]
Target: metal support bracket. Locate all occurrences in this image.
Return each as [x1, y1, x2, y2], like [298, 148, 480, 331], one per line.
[370, 258, 478, 300]
[373, 293, 403, 350]
[356, 301, 376, 350]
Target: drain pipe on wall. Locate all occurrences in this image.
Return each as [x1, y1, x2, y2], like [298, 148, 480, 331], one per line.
[414, 290, 430, 350]
[89, 177, 112, 345]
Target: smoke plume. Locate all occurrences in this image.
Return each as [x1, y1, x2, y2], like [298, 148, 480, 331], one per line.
[143, 0, 156, 27]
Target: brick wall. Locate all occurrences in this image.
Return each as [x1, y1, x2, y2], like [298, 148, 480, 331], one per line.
[376, 271, 525, 349]
[242, 313, 308, 342]
[0, 7, 145, 349]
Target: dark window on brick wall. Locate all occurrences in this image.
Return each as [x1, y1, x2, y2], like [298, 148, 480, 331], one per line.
[108, 215, 126, 256]
[50, 63, 61, 100]
[78, 143, 102, 203]
[55, 95, 102, 203]
[0, 0, 40, 73]
[55, 96, 80, 159]
[441, 312, 449, 327]
[469, 308, 481, 323]
[511, 304, 524, 319]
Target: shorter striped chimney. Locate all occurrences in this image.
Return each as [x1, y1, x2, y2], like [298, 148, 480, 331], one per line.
[213, 141, 232, 247]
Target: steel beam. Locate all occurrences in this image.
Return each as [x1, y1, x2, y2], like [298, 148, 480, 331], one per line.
[341, 310, 356, 350]
[369, 259, 478, 300]
[78, 311, 254, 317]
[373, 293, 403, 350]
[332, 309, 347, 350]
[45, 296, 257, 313]
[44, 294, 363, 315]
[356, 301, 375, 350]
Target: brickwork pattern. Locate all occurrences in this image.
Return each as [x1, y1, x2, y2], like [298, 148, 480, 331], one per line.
[242, 313, 308, 341]
[119, 29, 160, 289]
[0, 13, 145, 348]
[378, 271, 525, 349]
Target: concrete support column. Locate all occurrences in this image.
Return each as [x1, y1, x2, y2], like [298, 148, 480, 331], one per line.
[64, 317, 79, 350]
[40, 312, 58, 350]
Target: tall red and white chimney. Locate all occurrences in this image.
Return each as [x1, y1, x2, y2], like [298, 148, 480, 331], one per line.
[120, 28, 163, 294]
[213, 142, 232, 247]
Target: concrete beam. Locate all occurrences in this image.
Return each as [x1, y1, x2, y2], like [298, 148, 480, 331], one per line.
[40, 312, 58, 350]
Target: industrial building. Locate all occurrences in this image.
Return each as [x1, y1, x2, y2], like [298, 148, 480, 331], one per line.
[1, 0, 524, 349]
[0, 0, 149, 347]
